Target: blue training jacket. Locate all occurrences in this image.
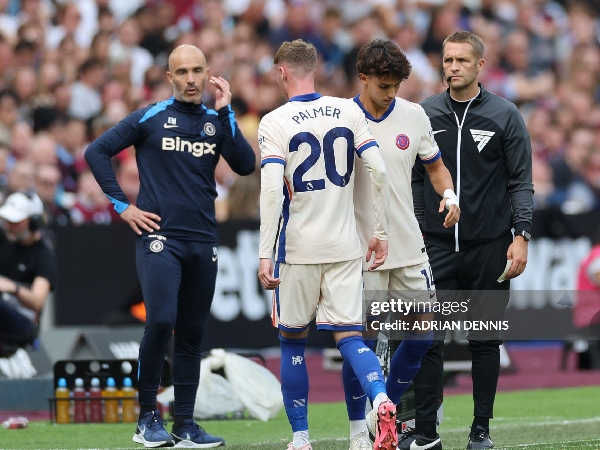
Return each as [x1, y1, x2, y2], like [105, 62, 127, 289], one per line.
[85, 97, 256, 242]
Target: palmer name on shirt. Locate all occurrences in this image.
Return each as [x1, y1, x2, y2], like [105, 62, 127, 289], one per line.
[292, 105, 341, 124]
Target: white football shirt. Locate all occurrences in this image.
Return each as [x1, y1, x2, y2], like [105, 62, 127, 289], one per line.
[354, 95, 441, 269]
[259, 93, 389, 264]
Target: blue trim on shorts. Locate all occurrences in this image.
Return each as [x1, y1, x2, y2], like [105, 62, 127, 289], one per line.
[278, 323, 309, 333]
[274, 262, 280, 320]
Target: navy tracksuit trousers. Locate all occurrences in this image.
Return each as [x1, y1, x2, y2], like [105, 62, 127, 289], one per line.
[136, 235, 218, 416]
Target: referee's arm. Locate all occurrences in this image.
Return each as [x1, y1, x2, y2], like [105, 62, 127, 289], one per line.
[503, 104, 534, 235]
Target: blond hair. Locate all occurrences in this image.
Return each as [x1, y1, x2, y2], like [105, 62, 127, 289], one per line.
[274, 40, 317, 76]
[443, 31, 485, 60]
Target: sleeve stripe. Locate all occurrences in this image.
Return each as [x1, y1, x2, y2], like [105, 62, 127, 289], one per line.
[420, 150, 441, 164]
[107, 195, 129, 214]
[357, 138, 376, 148]
[227, 105, 236, 137]
[261, 157, 286, 167]
[356, 140, 378, 156]
[284, 177, 293, 201]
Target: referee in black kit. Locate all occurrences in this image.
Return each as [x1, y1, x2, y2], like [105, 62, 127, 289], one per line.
[407, 32, 534, 450]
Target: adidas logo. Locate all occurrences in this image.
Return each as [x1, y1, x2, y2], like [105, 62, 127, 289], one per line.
[470, 129, 495, 152]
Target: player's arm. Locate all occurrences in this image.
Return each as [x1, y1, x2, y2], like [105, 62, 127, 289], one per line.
[352, 103, 390, 270]
[418, 109, 459, 228]
[257, 120, 284, 290]
[84, 111, 160, 235]
[423, 159, 460, 228]
[210, 76, 256, 175]
[412, 159, 426, 232]
[503, 104, 534, 279]
[357, 146, 390, 270]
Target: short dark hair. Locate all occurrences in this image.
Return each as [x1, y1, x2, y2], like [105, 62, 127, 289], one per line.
[78, 57, 103, 77]
[443, 31, 485, 60]
[0, 88, 19, 105]
[14, 39, 35, 54]
[274, 39, 318, 75]
[356, 39, 412, 80]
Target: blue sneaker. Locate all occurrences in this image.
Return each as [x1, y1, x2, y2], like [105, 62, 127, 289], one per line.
[133, 410, 175, 448]
[171, 419, 226, 448]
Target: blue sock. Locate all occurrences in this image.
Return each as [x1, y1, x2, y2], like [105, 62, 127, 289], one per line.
[342, 358, 366, 420]
[280, 335, 309, 432]
[337, 336, 386, 403]
[386, 331, 433, 404]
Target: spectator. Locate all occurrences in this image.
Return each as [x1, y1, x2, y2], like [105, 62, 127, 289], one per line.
[68, 58, 106, 121]
[13, 39, 37, 69]
[0, 34, 15, 83]
[13, 66, 37, 119]
[29, 132, 58, 167]
[500, 29, 555, 104]
[109, 18, 154, 88]
[7, 159, 35, 193]
[90, 31, 112, 65]
[69, 170, 111, 225]
[34, 163, 71, 231]
[55, 118, 87, 193]
[10, 122, 33, 161]
[0, 143, 8, 203]
[0, 89, 19, 146]
[0, 191, 57, 353]
[552, 127, 595, 193]
[46, 2, 92, 50]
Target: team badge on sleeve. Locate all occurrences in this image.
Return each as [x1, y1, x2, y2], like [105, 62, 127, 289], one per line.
[396, 134, 410, 150]
[204, 122, 216, 136]
[150, 240, 164, 253]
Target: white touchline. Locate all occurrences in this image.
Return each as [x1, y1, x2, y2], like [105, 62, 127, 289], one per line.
[440, 416, 600, 434]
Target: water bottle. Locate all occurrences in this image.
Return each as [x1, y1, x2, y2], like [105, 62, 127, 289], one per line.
[55, 378, 70, 424]
[103, 377, 119, 423]
[89, 377, 103, 423]
[121, 377, 137, 423]
[73, 378, 87, 423]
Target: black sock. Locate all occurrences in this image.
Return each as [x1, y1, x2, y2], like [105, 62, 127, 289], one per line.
[472, 416, 489, 431]
[173, 415, 193, 431]
[139, 405, 157, 422]
[415, 421, 437, 439]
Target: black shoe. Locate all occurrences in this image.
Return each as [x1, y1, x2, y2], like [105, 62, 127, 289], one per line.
[467, 426, 493, 449]
[408, 433, 442, 450]
[397, 431, 416, 450]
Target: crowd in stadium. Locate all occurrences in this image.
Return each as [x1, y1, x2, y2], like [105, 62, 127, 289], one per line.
[0, 0, 599, 230]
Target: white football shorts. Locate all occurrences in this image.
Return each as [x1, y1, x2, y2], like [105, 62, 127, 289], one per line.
[271, 258, 363, 332]
[363, 260, 437, 306]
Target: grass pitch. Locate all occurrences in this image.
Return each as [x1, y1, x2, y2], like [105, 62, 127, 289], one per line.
[0, 386, 598, 450]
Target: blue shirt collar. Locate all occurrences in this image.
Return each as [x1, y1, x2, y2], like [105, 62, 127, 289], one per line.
[288, 92, 322, 102]
[352, 94, 395, 123]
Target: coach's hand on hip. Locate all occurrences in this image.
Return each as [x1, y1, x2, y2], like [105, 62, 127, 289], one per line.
[120, 205, 161, 235]
[209, 76, 232, 110]
[505, 236, 528, 279]
[258, 258, 281, 290]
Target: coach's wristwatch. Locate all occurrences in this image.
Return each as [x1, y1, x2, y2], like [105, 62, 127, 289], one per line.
[516, 230, 531, 241]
